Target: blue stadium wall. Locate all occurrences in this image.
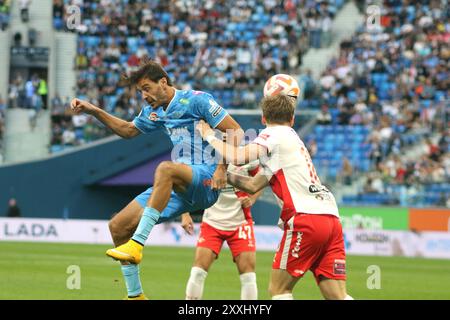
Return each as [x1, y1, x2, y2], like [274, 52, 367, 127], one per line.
[0, 115, 281, 224]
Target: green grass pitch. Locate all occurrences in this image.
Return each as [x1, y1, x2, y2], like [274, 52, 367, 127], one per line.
[1, 241, 449, 300]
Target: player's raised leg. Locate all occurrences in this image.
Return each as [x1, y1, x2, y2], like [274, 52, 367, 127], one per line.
[108, 200, 143, 247]
[108, 200, 147, 299]
[106, 161, 193, 263]
[185, 247, 217, 300]
[132, 161, 193, 243]
[235, 251, 258, 300]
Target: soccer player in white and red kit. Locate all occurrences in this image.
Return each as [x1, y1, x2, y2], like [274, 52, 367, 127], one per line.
[196, 94, 353, 300]
[181, 162, 263, 300]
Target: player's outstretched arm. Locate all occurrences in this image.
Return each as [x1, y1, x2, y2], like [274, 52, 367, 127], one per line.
[227, 172, 269, 195]
[196, 120, 266, 165]
[70, 98, 140, 139]
[210, 115, 245, 189]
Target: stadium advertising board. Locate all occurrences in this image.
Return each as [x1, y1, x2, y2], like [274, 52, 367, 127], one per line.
[409, 208, 450, 232]
[0, 218, 109, 244]
[339, 207, 409, 230]
[1, 218, 450, 259]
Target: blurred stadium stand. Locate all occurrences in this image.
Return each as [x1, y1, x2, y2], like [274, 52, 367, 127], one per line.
[0, 0, 448, 218]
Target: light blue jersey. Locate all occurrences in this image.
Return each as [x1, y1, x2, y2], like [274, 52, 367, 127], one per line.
[133, 89, 228, 165]
[133, 89, 229, 222]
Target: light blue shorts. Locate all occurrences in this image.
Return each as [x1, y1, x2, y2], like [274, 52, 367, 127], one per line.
[134, 164, 219, 223]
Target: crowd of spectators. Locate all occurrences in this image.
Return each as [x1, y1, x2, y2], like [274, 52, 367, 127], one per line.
[0, 0, 10, 31]
[8, 74, 48, 110]
[302, 0, 449, 206]
[49, 0, 346, 149]
[362, 129, 449, 206]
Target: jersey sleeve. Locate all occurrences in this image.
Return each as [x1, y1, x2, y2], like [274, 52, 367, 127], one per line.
[194, 93, 229, 128]
[252, 129, 277, 153]
[252, 129, 280, 179]
[133, 107, 159, 134]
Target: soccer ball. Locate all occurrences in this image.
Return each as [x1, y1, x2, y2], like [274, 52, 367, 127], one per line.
[263, 74, 300, 98]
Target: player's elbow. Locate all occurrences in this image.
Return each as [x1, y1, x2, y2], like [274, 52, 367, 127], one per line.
[120, 123, 139, 139]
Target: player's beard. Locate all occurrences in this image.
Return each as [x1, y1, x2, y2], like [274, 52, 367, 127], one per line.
[147, 88, 168, 108]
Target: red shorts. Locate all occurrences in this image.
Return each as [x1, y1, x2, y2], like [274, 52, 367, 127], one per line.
[197, 221, 256, 258]
[273, 214, 346, 284]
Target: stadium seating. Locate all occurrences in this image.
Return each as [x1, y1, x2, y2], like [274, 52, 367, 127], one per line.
[302, 0, 449, 207]
[50, 0, 347, 148]
[46, 0, 450, 208]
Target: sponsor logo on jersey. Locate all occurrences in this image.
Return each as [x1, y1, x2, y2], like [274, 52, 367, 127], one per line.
[168, 127, 190, 137]
[258, 133, 270, 140]
[171, 110, 185, 119]
[149, 112, 158, 121]
[309, 184, 330, 193]
[333, 259, 346, 275]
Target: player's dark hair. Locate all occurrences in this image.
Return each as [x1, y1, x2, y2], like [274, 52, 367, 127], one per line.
[120, 58, 173, 86]
[260, 94, 296, 124]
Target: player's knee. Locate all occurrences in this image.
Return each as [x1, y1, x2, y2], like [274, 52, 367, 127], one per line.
[268, 281, 291, 297]
[238, 260, 255, 274]
[194, 259, 213, 272]
[108, 218, 119, 235]
[108, 216, 129, 239]
[268, 283, 278, 297]
[156, 161, 176, 178]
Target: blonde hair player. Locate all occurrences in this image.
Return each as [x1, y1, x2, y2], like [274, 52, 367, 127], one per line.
[196, 94, 353, 300]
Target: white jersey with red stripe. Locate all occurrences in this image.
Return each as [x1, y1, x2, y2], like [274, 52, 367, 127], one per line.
[252, 125, 339, 225]
[202, 162, 260, 231]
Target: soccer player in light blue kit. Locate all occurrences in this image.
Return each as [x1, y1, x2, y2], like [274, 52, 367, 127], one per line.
[70, 60, 243, 299]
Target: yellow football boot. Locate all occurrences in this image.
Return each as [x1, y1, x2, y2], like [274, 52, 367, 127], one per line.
[124, 293, 148, 300]
[106, 240, 143, 264]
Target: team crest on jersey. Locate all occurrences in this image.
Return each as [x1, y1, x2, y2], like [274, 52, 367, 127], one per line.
[179, 98, 190, 105]
[149, 112, 159, 121]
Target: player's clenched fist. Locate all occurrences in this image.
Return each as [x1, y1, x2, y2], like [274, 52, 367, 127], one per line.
[181, 213, 195, 235]
[70, 98, 97, 115]
[239, 196, 255, 209]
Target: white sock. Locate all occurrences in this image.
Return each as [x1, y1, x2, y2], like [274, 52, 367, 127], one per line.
[240, 272, 258, 300]
[272, 293, 294, 300]
[185, 267, 208, 300]
[345, 294, 354, 300]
